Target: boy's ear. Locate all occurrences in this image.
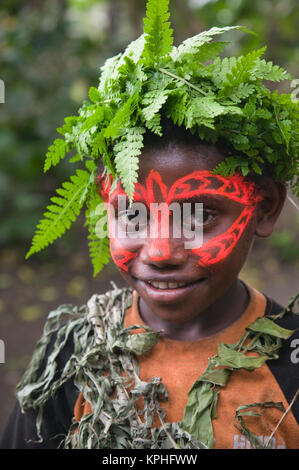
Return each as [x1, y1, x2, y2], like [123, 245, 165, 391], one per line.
[255, 180, 286, 238]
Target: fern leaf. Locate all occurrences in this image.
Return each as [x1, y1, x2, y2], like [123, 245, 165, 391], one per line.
[219, 47, 267, 97]
[143, 0, 173, 65]
[251, 59, 292, 82]
[194, 41, 228, 64]
[80, 106, 105, 133]
[141, 89, 169, 122]
[225, 83, 256, 103]
[186, 97, 242, 129]
[277, 119, 292, 153]
[56, 116, 79, 137]
[99, 35, 145, 97]
[88, 235, 111, 277]
[120, 34, 146, 66]
[98, 53, 122, 94]
[88, 86, 101, 103]
[104, 94, 139, 140]
[26, 169, 92, 258]
[145, 113, 163, 136]
[171, 26, 242, 63]
[114, 127, 145, 202]
[44, 138, 66, 173]
[166, 89, 189, 126]
[213, 156, 251, 177]
[85, 190, 111, 277]
[212, 56, 237, 88]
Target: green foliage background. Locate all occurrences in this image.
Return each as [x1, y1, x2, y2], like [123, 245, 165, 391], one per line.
[0, 0, 298, 254]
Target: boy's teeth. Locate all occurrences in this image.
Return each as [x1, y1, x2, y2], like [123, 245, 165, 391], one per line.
[148, 281, 188, 289]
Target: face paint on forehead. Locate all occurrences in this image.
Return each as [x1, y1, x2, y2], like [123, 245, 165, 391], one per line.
[99, 169, 263, 271]
[100, 169, 261, 205]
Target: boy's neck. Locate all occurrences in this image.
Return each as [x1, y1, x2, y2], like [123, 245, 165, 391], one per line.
[138, 279, 249, 341]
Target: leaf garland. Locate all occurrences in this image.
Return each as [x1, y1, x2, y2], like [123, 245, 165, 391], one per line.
[27, 0, 299, 275]
[16, 286, 299, 449]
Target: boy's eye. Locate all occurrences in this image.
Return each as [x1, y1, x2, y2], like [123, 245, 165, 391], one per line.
[117, 209, 148, 233]
[116, 205, 217, 235]
[182, 208, 217, 231]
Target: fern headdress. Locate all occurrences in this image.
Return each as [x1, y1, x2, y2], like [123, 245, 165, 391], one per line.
[27, 0, 299, 276]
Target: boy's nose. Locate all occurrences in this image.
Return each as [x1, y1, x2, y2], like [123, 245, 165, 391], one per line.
[140, 238, 187, 267]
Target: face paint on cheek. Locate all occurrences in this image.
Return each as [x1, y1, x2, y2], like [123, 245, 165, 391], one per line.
[109, 238, 137, 272]
[105, 191, 138, 272]
[191, 205, 255, 267]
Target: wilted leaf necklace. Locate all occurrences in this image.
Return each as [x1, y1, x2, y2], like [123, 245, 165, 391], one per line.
[16, 285, 298, 449]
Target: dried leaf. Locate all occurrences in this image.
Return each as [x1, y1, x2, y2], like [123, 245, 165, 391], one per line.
[215, 343, 268, 370]
[234, 401, 285, 449]
[114, 330, 161, 356]
[247, 316, 296, 339]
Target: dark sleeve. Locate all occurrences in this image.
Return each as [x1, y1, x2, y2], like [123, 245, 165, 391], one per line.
[0, 334, 80, 449]
[264, 296, 299, 424]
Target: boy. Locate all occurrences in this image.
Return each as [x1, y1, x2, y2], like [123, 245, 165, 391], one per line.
[1, 0, 298, 449]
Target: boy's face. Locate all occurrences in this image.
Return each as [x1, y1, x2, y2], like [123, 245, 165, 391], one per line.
[104, 142, 262, 325]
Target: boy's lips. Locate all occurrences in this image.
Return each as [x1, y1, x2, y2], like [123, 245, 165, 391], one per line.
[132, 275, 208, 303]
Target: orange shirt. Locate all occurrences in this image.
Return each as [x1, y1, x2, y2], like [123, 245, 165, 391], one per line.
[74, 285, 299, 449]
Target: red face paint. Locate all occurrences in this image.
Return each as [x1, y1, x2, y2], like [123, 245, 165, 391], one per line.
[98, 170, 263, 271]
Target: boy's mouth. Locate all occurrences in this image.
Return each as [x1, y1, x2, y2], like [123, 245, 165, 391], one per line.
[131, 275, 208, 302]
[146, 280, 201, 289]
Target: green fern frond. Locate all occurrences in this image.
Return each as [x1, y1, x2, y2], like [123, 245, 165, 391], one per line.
[171, 26, 242, 63]
[144, 113, 163, 136]
[251, 59, 292, 82]
[141, 89, 169, 122]
[165, 90, 189, 126]
[88, 235, 111, 277]
[56, 116, 79, 137]
[143, 0, 173, 65]
[99, 35, 146, 97]
[120, 34, 146, 66]
[88, 86, 101, 103]
[80, 106, 105, 133]
[104, 94, 139, 140]
[225, 83, 256, 103]
[186, 97, 242, 129]
[114, 127, 145, 202]
[219, 47, 267, 97]
[27, 2, 298, 266]
[26, 168, 92, 259]
[98, 53, 122, 94]
[44, 138, 67, 173]
[85, 189, 111, 277]
[212, 57, 237, 88]
[213, 156, 251, 177]
[193, 41, 229, 64]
